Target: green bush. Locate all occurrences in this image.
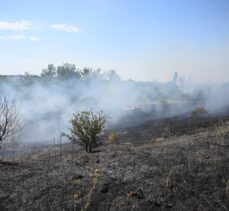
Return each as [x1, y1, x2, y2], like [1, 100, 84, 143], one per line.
[69, 111, 107, 152]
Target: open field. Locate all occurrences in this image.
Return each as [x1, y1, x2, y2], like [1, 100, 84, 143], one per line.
[1, 1, 229, 210]
[0, 114, 229, 211]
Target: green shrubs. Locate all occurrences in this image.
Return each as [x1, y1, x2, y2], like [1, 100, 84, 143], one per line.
[69, 111, 107, 153]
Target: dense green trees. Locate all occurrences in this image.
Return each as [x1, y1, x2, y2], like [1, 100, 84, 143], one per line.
[41, 64, 56, 78]
[56, 63, 81, 79]
[40, 63, 120, 81]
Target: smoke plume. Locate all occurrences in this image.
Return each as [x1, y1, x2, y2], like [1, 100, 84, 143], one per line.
[0, 71, 228, 145]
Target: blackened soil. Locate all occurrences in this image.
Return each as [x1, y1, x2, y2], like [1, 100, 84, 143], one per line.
[0, 115, 229, 211]
[116, 114, 229, 144]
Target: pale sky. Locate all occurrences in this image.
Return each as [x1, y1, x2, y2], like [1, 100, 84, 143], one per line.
[0, 0, 229, 83]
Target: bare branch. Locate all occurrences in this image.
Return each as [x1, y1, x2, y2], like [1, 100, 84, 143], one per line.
[0, 90, 20, 149]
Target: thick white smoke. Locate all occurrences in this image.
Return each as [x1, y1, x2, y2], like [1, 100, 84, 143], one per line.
[0, 72, 228, 144]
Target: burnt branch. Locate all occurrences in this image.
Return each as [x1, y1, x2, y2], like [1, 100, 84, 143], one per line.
[0, 91, 20, 149]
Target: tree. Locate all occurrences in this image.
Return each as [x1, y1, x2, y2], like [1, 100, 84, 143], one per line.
[104, 70, 121, 81]
[69, 111, 107, 152]
[41, 64, 56, 78]
[0, 91, 20, 149]
[57, 63, 81, 79]
[81, 67, 93, 78]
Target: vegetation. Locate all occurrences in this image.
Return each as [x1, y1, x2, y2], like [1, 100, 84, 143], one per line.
[188, 107, 208, 117]
[41, 64, 56, 78]
[56, 63, 81, 79]
[108, 132, 119, 144]
[0, 91, 19, 149]
[69, 111, 107, 153]
[40, 63, 117, 81]
[82, 168, 102, 211]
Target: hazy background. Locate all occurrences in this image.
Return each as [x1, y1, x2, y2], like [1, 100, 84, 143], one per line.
[0, 0, 229, 83]
[0, 68, 228, 145]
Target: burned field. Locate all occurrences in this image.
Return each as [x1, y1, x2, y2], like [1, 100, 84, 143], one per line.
[0, 114, 229, 211]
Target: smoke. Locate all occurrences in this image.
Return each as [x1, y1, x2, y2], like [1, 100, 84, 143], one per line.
[0, 72, 228, 144]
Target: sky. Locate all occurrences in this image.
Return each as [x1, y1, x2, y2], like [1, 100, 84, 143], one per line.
[0, 0, 229, 83]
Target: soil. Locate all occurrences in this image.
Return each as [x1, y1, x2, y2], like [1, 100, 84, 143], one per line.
[0, 114, 229, 211]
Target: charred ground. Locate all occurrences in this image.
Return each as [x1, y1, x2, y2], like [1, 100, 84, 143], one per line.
[0, 114, 229, 211]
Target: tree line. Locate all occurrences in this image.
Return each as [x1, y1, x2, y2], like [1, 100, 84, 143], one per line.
[40, 63, 120, 81]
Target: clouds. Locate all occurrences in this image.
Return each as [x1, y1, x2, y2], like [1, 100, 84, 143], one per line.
[51, 23, 81, 32]
[0, 20, 31, 30]
[0, 20, 81, 42]
[0, 20, 40, 42]
[0, 34, 40, 41]
[0, 34, 26, 40]
[29, 36, 40, 41]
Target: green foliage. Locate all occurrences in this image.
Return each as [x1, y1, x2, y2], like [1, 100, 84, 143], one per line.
[41, 64, 56, 78]
[41, 63, 82, 79]
[80, 67, 103, 80]
[1, 64, 121, 85]
[57, 63, 81, 79]
[81, 67, 92, 77]
[70, 111, 107, 152]
[104, 70, 121, 81]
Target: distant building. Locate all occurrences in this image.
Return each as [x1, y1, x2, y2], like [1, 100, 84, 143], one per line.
[173, 72, 178, 84]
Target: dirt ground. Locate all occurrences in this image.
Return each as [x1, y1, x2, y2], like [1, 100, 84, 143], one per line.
[0, 115, 229, 211]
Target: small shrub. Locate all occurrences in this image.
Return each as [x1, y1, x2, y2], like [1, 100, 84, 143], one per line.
[188, 107, 208, 117]
[69, 111, 107, 153]
[162, 127, 172, 138]
[108, 132, 119, 144]
[82, 168, 102, 211]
